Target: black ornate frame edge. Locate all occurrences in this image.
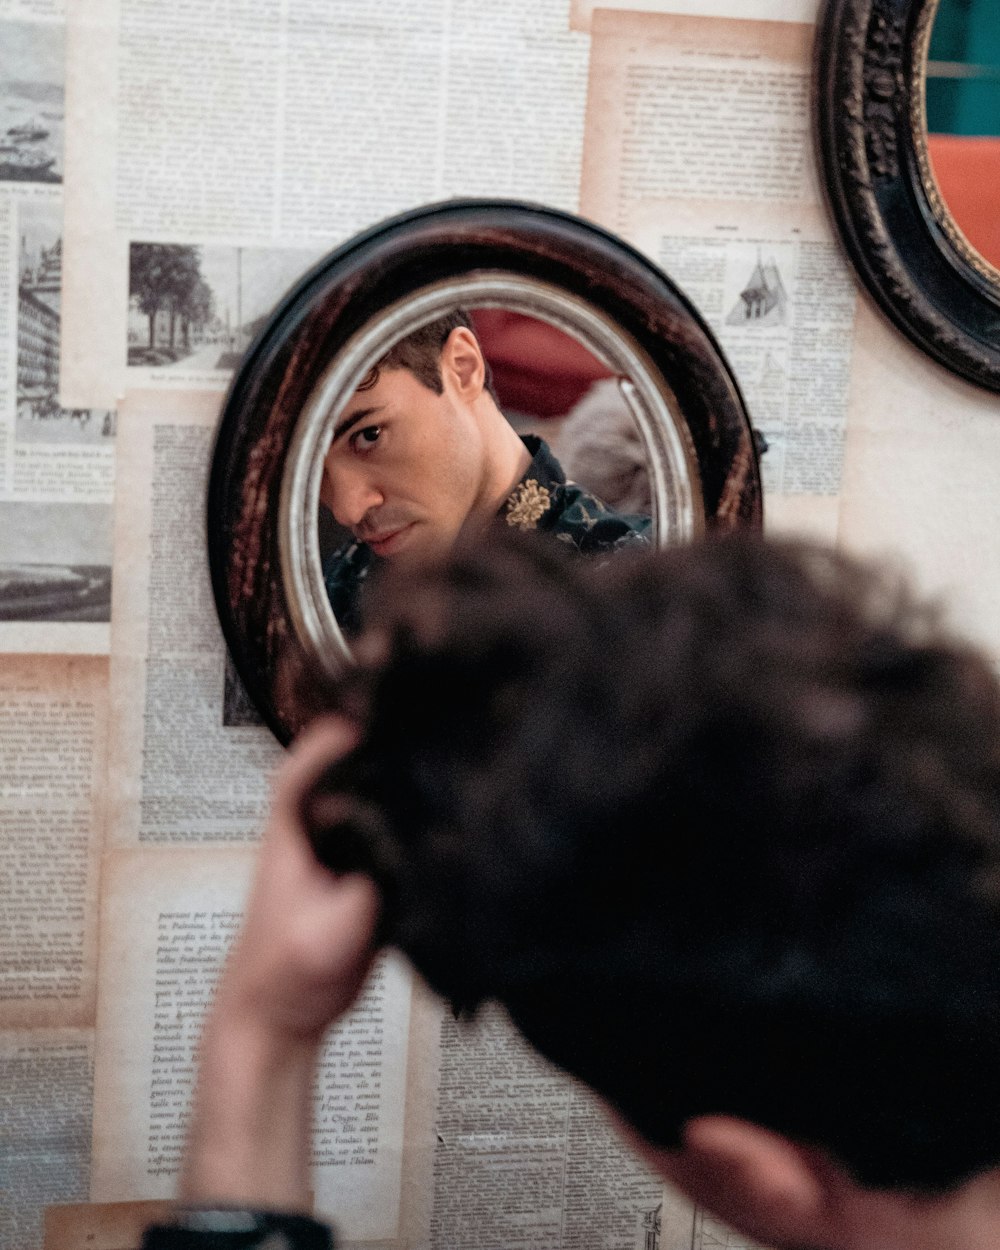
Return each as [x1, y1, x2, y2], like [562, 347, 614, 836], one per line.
[815, 0, 1000, 393]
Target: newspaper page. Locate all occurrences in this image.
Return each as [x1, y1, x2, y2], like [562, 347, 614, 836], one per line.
[579, 13, 819, 233]
[107, 390, 281, 847]
[91, 848, 415, 1244]
[691, 1211, 767, 1250]
[60, 0, 590, 408]
[570, 1, 819, 32]
[0, 652, 106, 1029]
[0, 1026, 94, 1250]
[579, 10, 850, 541]
[627, 199, 854, 541]
[0, 0, 115, 653]
[0, 649, 105, 1246]
[429, 1002, 688, 1250]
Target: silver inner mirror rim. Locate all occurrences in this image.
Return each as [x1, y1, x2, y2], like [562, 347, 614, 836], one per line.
[279, 269, 705, 677]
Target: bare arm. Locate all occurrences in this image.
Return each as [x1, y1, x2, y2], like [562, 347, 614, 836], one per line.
[179, 719, 381, 1212]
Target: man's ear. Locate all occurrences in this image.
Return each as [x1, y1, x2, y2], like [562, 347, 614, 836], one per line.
[637, 1116, 836, 1249]
[441, 326, 486, 400]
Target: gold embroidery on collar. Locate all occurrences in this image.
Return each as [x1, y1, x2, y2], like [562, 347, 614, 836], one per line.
[505, 479, 551, 530]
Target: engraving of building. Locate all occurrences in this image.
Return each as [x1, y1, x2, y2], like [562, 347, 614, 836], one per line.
[726, 254, 789, 327]
[18, 237, 62, 397]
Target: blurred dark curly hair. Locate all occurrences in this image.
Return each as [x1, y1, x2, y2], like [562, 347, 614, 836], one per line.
[298, 529, 1000, 1193]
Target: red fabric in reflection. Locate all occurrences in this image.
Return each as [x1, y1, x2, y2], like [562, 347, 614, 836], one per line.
[927, 134, 1000, 271]
[471, 309, 613, 418]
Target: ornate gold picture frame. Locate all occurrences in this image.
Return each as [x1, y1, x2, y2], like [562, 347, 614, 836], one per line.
[815, 0, 1000, 392]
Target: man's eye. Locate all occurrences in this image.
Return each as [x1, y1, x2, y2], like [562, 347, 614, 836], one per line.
[353, 425, 382, 450]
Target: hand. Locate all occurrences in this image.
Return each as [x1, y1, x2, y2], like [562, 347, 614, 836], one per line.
[215, 716, 382, 1043]
[180, 717, 381, 1209]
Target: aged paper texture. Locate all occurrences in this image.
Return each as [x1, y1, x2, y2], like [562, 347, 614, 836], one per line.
[626, 198, 856, 523]
[0, 652, 106, 1028]
[61, 0, 589, 408]
[0, 2, 115, 653]
[571, 0, 819, 32]
[578, 11, 845, 536]
[429, 1002, 686, 1250]
[91, 848, 414, 1243]
[580, 12, 818, 233]
[43, 1200, 173, 1250]
[107, 390, 281, 846]
[0, 1026, 94, 1250]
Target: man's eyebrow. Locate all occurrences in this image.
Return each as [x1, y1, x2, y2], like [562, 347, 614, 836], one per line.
[331, 405, 383, 444]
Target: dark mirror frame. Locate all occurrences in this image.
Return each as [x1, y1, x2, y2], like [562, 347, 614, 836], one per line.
[815, 0, 1000, 392]
[208, 199, 762, 743]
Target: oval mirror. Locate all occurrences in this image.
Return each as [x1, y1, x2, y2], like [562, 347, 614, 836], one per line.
[815, 0, 1000, 391]
[208, 200, 762, 742]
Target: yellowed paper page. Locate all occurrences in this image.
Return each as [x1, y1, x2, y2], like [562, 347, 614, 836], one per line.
[427, 1002, 684, 1250]
[91, 848, 413, 1242]
[44, 1201, 173, 1250]
[0, 653, 106, 1028]
[578, 10, 839, 541]
[107, 390, 281, 847]
[0, 1027, 94, 1250]
[61, 0, 590, 408]
[90, 850, 256, 1209]
[570, 0, 819, 33]
[625, 198, 856, 530]
[580, 11, 817, 236]
[0, 4, 115, 653]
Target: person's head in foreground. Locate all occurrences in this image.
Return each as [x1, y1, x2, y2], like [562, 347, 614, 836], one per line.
[296, 531, 1000, 1250]
[318, 310, 526, 564]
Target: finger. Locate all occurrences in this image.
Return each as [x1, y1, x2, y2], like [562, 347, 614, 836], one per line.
[271, 715, 359, 819]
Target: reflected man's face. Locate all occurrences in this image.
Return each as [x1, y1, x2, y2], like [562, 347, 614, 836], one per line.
[320, 364, 490, 564]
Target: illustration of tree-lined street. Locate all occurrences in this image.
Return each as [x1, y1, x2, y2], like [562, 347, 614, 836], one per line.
[127, 242, 324, 371]
[128, 243, 216, 366]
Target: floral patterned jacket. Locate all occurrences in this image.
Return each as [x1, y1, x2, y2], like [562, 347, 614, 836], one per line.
[503, 435, 652, 551]
[323, 435, 652, 634]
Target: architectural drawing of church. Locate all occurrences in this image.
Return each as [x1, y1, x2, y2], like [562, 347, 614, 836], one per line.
[726, 254, 789, 326]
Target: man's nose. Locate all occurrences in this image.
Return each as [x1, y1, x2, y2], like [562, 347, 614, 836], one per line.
[327, 468, 383, 530]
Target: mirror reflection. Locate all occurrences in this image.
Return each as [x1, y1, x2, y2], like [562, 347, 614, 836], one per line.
[316, 309, 654, 635]
[926, 0, 1000, 270]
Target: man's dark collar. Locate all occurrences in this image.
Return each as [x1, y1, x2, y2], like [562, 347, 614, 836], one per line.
[502, 435, 565, 531]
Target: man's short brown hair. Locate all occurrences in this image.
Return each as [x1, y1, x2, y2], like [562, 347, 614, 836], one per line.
[358, 309, 496, 399]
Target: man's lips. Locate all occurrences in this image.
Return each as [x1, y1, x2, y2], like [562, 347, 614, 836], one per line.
[362, 523, 416, 557]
